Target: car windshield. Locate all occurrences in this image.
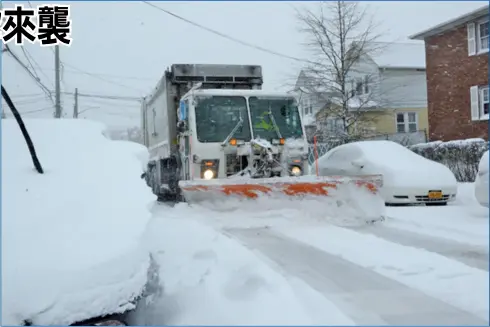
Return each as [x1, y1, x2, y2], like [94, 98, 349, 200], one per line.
[248, 96, 303, 140]
[195, 95, 251, 143]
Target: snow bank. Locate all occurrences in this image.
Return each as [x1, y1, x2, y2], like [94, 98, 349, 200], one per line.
[137, 204, 345, 325]
[110, 140, 150, 172]
[2, 119, 155, 325]
[478, 150, 489, 172]
[474, 150, 489, 207]
[317, 140, 457, 189]
[279, 225, 489, 321]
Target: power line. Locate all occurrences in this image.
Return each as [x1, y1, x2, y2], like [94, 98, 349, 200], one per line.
[20, 46, 55, 88]
[2, 106, 54, 116]
[60, 91, 142, 102]
[46, 46, 145, 93]
[4, 44, 55, 104]
[142, 1, 312, 64]
[61, 61, 146, 93]
[9, 92, 46, 98]
[20, 47, 41, 80]
[31, 67, 154, 81]
[80, 97, 141, 108]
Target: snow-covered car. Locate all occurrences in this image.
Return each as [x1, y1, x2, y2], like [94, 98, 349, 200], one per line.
[474, 150, 489, 208]
[3, 119, 158, 326]
[313, 140, 458, 205]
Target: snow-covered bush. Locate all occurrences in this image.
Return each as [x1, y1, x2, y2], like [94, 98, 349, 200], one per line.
[410, 138, 489, 182]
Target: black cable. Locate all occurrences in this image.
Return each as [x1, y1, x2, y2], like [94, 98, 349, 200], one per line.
[20, 47, 41, 80]
[5, 45, 54, 104]
[60, 91, 142, 102]
[22, 47, 54, 87]
[2, 85, 44, 174]
[59, 61, 147, 93]
[142, 1, 314, 64]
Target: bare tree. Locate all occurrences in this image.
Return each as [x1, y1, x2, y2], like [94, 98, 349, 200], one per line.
[296, 1, 390, 141]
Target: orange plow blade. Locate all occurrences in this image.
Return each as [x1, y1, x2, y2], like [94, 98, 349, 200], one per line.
[179, 174, 383, 203]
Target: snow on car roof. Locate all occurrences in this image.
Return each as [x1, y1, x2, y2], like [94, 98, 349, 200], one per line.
[346, 140, 427, 168]
[3, 119, 154, 325]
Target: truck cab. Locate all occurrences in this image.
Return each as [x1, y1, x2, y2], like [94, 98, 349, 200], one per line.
[177, 89, 308, 181]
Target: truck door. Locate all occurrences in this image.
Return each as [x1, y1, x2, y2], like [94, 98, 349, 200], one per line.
[179, 99, 191, 180]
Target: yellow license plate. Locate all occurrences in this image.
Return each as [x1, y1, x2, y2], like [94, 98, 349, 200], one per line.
[428, 191, 443, 199]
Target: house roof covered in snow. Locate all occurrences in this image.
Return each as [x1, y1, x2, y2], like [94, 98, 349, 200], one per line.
[366, 42, 426, 70]
[410, 5, 489, 40]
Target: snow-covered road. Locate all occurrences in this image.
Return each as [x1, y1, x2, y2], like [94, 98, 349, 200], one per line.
[137, 183, 489, 326]
[228, 227, 486, 325]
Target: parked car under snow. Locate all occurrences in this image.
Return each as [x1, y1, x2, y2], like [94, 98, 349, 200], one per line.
[474, 150, 489, 208]
[313, 140, 458, 205]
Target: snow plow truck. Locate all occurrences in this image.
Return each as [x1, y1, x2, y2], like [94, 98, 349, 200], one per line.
[141, 64, 382, 204]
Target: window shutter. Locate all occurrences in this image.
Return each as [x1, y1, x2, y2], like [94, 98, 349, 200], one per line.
[468, 23, 476, 56]
[470, 85, 480, 121]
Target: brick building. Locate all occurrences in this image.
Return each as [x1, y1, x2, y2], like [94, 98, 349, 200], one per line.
[411, 6, 488, 141]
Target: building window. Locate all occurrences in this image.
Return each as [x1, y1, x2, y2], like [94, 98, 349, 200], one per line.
[305, 98, 313, 115]
[478, 21, 489, 53]
[470, 85, 489, 121]
[364, 75, 370, 94]
[351, 76, 370, 96]
[480, 86, 489, 116]
[396, 112, 418, 133]
[325, 118, 344, 133]
[356, 79, 363, 95]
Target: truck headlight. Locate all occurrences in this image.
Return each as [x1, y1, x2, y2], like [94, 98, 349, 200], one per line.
[290, 166, 302, 176]
[201, 159, 219, 179]
[203, 169, 215, 180]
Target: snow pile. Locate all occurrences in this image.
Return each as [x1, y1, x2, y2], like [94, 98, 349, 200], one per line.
[110, 140, 150, 172]
[317, 140, 457, 189]
[136, 205, 340, 325]
[2, 119, 155, 325]
[474, 150, 489, 207]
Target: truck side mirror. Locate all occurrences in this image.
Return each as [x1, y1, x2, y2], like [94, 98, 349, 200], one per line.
[177, 120, 187, 133]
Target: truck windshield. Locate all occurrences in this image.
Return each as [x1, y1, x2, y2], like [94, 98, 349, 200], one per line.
[195, 96, 251, 143]
[249, 96, 303, 140]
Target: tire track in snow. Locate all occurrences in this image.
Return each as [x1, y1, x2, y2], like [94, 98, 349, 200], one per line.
[347, 224, 488, 271]
[226, 227, 488, 326]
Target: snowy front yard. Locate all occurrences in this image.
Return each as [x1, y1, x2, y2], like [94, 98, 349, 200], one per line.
[137, 183, 488, 325]
[2, 119, 155, 325]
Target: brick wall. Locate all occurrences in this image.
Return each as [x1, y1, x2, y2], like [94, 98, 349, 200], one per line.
[425, 23, 488, 141]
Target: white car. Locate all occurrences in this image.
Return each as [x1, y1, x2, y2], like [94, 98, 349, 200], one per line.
[474, 150, 489, 207]
[313, 140, 458, 205]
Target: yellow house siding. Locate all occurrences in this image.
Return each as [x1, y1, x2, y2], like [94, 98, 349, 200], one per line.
[364, 107, 429, 135]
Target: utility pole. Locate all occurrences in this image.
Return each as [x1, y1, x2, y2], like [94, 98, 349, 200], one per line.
[73, 88, 78, 118]
[54, 45, 62, 118]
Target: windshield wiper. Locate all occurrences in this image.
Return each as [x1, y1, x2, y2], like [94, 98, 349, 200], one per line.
[267, 105, 282, 139]
[221, 116, 244, 147]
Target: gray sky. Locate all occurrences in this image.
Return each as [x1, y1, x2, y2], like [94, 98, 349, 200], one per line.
[2, 1, 485, 129]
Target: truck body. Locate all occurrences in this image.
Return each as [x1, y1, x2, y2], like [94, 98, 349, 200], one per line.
[141, 63, 309, 200]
